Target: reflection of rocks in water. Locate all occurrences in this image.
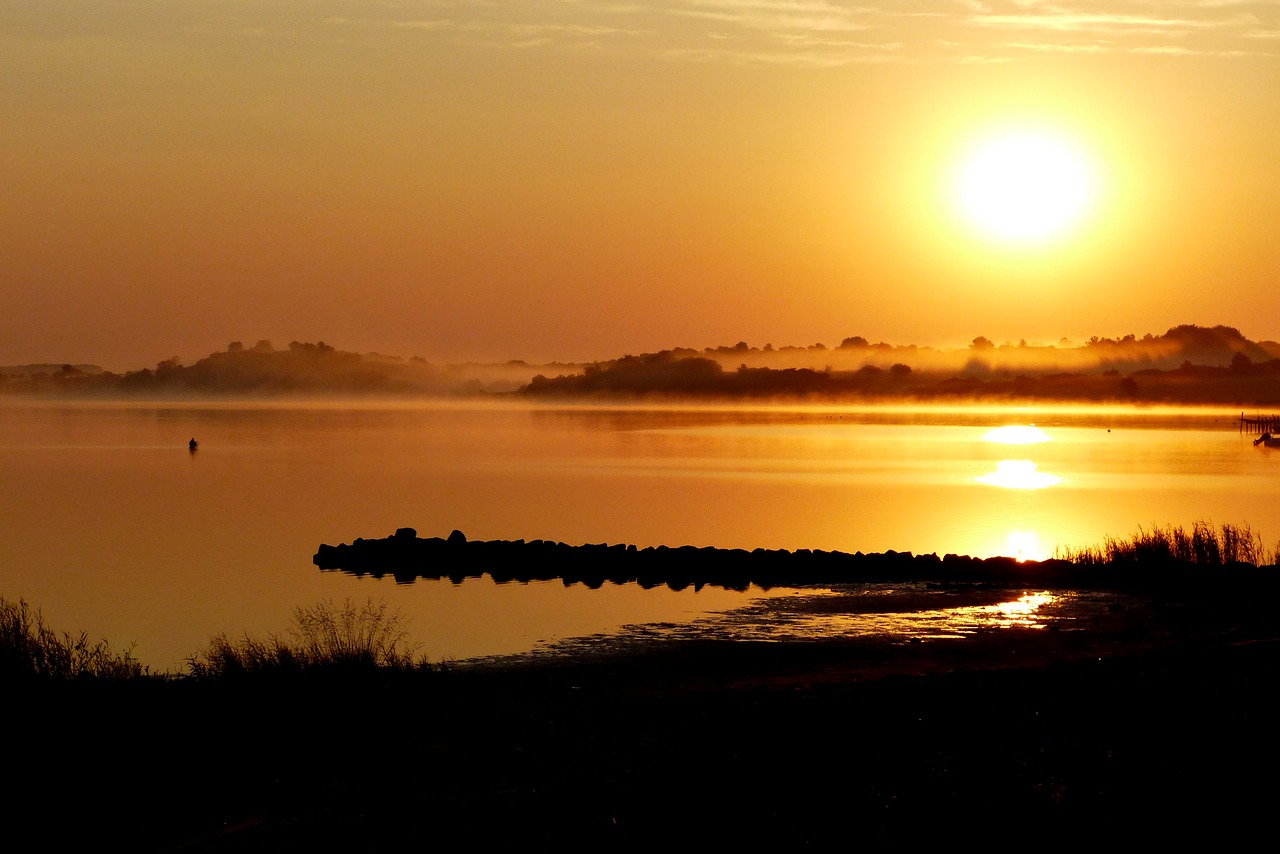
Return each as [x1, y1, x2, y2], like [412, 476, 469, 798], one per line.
[313, 528, 1253, 593]
[314, 527, 1065, 590]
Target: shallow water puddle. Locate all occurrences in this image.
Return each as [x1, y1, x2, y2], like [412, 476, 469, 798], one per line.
[534, 584, 1139, 654]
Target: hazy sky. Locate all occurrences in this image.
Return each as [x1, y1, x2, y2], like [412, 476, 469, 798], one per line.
[3, 1, 1278, 369]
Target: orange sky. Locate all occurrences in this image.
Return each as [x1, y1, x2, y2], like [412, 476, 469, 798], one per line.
[3, 2, 1278, 370]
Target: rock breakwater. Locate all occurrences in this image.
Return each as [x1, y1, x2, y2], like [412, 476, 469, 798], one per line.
[313, 528, 1152, 591]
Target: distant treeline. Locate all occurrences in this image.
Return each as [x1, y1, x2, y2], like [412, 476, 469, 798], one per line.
[0, 340, 572, 398]
[5, 324, 1280, 405]
[523, 324, 1280, 406]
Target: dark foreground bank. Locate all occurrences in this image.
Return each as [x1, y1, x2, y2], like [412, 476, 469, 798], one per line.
[13, 589, 1280, 851]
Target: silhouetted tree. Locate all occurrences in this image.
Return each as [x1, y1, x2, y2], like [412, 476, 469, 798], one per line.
[154, 357, 183, 383]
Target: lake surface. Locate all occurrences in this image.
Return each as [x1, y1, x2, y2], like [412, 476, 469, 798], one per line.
[0, 399, 1268, 670]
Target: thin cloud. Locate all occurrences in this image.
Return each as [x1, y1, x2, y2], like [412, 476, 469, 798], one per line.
[1006, 39, 1113, 52]
[953, 0, 1278, 56]
[675, 0, 872, 26]
[394, 20, 637, 37]
[1131, 44, 1252, 56]
[324, 0, 1278, 64]
[970, 13, 1225, 33]
[663, 46, 856, 65]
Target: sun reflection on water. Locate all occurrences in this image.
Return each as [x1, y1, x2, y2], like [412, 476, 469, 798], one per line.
[820, 590, 1062, 640]
[580, 585, 1078, 650]
[983, 425, 1051, 445]
[976, 459, 1062, 489]
[977, 591, 1055, 624]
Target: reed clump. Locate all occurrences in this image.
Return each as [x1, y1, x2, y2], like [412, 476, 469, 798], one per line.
[0, 596, 146, 681]
[1056, 521, 1280, 568]
[188, 597, 430, 678]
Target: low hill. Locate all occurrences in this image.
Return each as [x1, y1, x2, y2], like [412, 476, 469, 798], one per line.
[523, 324, 1280, 405]
[4, 324, 1277, 405]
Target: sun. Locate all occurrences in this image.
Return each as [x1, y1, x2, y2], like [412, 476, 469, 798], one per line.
[952, 130, 1098, 245]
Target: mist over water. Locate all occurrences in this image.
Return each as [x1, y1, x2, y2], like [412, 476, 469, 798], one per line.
[0, 399, 1267, 670]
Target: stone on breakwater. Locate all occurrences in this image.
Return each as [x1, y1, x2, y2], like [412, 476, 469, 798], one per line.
[311, 529, 1101, 591]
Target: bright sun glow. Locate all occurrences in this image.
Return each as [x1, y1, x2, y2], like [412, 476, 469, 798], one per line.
[976, 459, 1062, 490]
[954, 130, 1097, 245]
[1005, 531, 1049, 562]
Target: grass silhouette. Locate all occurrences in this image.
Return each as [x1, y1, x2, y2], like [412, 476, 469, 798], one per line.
[188, 597, 432, 678]
[0, 596, 146, 680]
[1057, 520, 1279, 567]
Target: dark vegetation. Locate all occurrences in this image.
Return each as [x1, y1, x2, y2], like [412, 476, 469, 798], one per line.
[9, 589, 1280, 848]
[8, 521, 1280, 849]
[0, 596, 147, 680]
[1, 596, 433, 686]
[1056, 521, 1280, 567]
[0, 339, 573, 396]
[524, 324, 1280, 404]
[187, 598, 435, 678]
[5, 323, 1280, 404]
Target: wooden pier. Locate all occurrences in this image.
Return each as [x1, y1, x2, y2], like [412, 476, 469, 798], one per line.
[1239, 413, 1280, 434]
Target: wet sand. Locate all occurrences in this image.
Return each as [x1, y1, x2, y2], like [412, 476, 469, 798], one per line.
[15, 580, 1280, 850]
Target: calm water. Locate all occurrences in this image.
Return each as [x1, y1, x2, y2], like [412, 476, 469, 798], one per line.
[0, 399, 1268, 670]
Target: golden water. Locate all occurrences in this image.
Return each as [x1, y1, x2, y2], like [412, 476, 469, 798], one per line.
[0, 399, 1264, 669]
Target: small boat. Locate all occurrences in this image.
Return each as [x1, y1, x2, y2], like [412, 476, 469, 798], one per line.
[1253, 432, 1280, 448]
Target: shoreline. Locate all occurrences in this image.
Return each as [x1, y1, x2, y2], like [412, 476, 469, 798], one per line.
[14, 572, 1280, 849]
